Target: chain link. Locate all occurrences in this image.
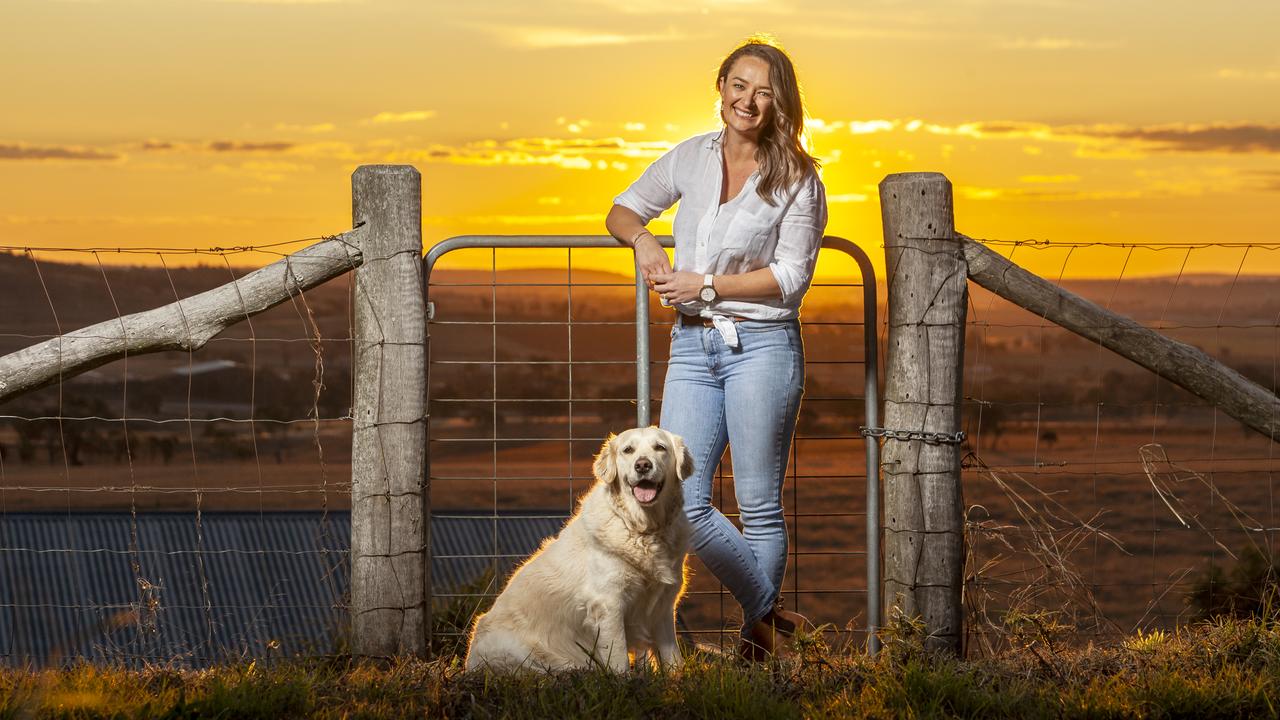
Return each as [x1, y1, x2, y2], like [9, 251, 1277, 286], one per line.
[860, 426, 967, 445]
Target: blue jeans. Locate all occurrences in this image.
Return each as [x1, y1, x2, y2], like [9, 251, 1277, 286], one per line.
[660, 318, 805, 628]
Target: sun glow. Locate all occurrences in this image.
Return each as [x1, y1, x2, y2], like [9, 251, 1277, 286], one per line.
[0, 1, 1277, 280]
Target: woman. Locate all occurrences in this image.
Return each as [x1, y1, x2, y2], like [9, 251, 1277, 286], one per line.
[604, 39, 827, 659]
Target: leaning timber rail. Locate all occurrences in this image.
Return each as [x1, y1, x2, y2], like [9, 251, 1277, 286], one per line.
[0, 230, 366, 404]
[423, 234, 884, 654]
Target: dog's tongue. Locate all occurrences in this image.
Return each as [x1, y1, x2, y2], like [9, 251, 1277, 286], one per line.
[633, 483, 658, 504]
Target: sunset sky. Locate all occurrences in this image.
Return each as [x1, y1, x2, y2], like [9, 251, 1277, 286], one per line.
[3, 0, 1280, 280]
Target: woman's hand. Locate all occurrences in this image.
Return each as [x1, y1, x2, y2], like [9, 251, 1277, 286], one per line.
[650, 271, 704, 305]
[634, 234, 672, 289]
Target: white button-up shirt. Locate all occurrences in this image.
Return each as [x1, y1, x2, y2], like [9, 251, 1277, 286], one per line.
[613, 129, 828, 327]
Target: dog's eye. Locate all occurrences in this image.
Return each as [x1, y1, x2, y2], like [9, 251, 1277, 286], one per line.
[622, 446, 634, 454]
[654, 444, 667, 453]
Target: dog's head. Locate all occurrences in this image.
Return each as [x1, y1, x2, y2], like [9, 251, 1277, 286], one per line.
[592, 426, 695, 509]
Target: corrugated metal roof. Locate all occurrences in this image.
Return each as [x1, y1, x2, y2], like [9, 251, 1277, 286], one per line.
[0, 511, 567, 667]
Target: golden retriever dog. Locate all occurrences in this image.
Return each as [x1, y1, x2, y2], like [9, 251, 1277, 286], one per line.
[465, 426, 694, 672]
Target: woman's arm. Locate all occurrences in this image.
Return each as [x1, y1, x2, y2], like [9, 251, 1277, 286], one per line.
[649, 268, 779, 305]
[606, 204, 671, 285]
[609, 140, 683, 287]
[767, 173, 827, 304]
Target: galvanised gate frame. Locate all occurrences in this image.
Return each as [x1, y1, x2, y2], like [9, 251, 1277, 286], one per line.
[422, 235, 882, 653]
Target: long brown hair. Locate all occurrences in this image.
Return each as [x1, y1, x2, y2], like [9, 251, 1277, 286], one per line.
[716, 39, 818, 205]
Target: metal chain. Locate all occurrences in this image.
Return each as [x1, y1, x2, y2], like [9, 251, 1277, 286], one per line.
[860, 426, 967, 445]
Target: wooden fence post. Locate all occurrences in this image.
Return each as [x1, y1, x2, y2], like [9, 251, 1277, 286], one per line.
[350, 165, 429, 657]
[878, 172, 967, 655]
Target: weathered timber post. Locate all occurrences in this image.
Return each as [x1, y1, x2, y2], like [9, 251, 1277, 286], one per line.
[351, 165, 429, 657]
[878, 172, 967, 655]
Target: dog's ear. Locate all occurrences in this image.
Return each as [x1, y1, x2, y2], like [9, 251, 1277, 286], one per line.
[668, 430, 695, 482]
[593, 433, 619, 487]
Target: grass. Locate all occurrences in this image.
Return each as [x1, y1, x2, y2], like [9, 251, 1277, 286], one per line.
[2, 617, 1280, 719]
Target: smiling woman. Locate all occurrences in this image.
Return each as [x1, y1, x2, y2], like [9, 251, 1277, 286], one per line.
[604, 37, 827, 661]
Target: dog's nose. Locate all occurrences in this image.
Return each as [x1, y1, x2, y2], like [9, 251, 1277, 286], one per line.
[635, 457, 652, 475]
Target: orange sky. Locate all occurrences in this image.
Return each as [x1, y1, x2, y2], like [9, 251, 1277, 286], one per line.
[3, 0, 1280, 280]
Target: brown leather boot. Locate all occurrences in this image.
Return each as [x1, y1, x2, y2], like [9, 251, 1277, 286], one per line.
[737, 601, 814, 661]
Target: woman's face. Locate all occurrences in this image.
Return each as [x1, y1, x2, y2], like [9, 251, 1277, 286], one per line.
[718, 55, 774, 138]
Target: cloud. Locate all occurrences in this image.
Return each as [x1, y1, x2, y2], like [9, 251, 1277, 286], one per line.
[475, 24, 685, 49]
[208, 141, 295, 152]
[393, 145, 596, 170]
[574, 0, 778, 13]
[959, 169, 1247, 201]
[139, 139, 304, 155]
[386, 135, 673, 170]
[804, 118, 843, 134]
[363, 110, 437, 124]
[1019, 174, 1080, 183]
[831, 118, 1280, 155]
[1064, 123, 1280, 154]
[288, 140, 361, 161]
[997, 37, 1116, 50]
[959, 186, 1145, 202]
[852, 120, 900, 135]
[425, 212, 605, 226]
[1242, 171, 1280, 192]
[924, 120, 1045, 138]
[505, 136, 669, 154]
[212, 160, 315, 183]
[827, 193, 870, 203]
[0, 214, 265, 226]
[274, 121, 337, 133]
[0, 143, 119, 161]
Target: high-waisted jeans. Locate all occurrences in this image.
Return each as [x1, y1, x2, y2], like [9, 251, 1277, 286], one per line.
[660, 318, 805, 628]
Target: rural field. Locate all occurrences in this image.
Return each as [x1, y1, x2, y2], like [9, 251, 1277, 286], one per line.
[3, 255, 1278, 659]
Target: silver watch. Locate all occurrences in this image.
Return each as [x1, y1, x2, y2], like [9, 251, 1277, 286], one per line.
[699, 274, 717, 303]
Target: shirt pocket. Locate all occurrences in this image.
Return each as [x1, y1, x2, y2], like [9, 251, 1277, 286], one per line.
[722, 209, 777, 251]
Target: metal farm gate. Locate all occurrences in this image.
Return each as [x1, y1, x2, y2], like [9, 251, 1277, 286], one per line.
[422, 235, 882, 653]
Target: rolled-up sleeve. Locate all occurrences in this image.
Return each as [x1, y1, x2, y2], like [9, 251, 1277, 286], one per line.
[769, 173, 827, 304]
[612, 145, 680, 223]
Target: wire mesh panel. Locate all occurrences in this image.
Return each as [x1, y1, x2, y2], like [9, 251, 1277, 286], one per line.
[423, 236, 879, 654]
[960, 239, 1280, 653]
[0, 242, 354, 666]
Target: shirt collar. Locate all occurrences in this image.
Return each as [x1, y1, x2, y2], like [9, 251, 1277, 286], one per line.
[704, 128, 726, 150]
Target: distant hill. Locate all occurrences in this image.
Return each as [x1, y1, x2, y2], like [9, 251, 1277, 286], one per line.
[3, 250, 1278, 424]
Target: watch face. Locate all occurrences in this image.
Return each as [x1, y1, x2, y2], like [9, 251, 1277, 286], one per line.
[700, 286, 716, 302]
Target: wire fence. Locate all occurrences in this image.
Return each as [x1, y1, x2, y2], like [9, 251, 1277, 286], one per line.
[960, 237, 1280, 653]
[5, 231, 1277, 664]
[0, 239, 354, 667]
